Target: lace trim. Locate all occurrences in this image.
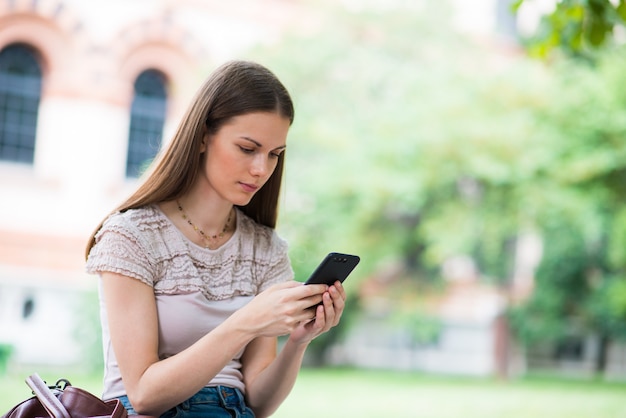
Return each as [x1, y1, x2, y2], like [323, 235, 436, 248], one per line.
[86, 205, 293, 300]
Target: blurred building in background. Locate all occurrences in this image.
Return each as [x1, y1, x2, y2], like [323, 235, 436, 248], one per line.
[0, 0, 311, 368]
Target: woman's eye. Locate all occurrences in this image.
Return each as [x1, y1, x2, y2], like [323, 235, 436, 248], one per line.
[270, 152, 282, 158]
[238, 146, 254, 154]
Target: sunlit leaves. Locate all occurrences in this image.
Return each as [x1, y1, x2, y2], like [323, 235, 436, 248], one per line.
[252, 1, 626, 344]
[517, 0, 626, 58]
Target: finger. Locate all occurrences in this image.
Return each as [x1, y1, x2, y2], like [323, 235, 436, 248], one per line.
[329, 285, 346, 311]
[304, 305, 317, 317]
[313, 304, 326, 328]
[265, 281, 304, 295]
[330, 305, 343, 327]
[277, 280, 305, 290]
[321, 292, 337, 330]
[300, 283, 329, 296]
[324, 289, 345, 327]
[300, 294, 324, 309]
[332, 281, 347, 299]
[299, 308, 317, 324]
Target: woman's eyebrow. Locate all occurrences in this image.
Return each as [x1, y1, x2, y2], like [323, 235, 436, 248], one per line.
[242, 136, 287, 151]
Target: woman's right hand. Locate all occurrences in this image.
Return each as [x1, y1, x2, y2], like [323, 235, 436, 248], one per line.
[232, 281, 328, 338]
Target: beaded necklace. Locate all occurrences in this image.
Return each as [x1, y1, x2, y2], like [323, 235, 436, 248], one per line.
[176, 200, 233, 248]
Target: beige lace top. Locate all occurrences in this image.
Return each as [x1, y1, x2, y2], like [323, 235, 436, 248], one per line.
[85, 205, 293, 399]
[86, 205, 293, 299]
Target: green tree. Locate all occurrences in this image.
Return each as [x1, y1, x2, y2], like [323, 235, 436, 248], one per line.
[513, 0, 626, 367]
[253, 1, 542, 361]
[514, 0, 626, 58]
[252, 0, 626, 370]
[508, 50, 626, 369]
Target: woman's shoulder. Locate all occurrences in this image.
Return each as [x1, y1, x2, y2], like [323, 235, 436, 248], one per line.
[236, 210, 287, 250]
[96, 205, 173, 252]
[102, 205, 167, 231]
[87, 205, 168, 284]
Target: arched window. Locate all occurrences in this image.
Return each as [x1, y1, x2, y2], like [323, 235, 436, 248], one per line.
[126, 69, 167, 178]
[22, 296, 35, 320]
[0, 44, 42, 164]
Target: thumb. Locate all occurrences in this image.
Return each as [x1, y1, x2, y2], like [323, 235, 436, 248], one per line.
[267, 280, 302, 291]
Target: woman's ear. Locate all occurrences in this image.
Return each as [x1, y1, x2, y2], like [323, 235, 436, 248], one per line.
[200, 132, 209, 153]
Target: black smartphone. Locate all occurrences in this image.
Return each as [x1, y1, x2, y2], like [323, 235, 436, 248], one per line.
[304, 252, 360, 286]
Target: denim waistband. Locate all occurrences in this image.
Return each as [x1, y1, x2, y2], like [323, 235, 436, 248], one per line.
[119, 385, 253, 417]
[178, 385, 245, 409]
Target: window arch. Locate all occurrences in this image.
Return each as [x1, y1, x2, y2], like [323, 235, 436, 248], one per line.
[0, 43, 42, 164]
[126, 69, 167, 178]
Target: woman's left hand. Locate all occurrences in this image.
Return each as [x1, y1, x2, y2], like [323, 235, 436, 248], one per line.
[288, 280, 346, 345]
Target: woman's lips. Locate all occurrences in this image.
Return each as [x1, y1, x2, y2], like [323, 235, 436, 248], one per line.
[239, 182, 259, 193]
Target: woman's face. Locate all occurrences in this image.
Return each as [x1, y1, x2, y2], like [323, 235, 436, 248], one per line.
[201, 111, 290, 206]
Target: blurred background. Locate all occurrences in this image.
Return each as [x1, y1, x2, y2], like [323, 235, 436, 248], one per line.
[1, 0, 626, 416]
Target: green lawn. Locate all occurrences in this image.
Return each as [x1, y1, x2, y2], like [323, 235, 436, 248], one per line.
[275, 369, 626, 418]
[2, 368, 625, 417]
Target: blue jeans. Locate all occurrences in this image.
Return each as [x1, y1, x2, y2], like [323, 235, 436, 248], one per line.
[118, 386, 255, 418]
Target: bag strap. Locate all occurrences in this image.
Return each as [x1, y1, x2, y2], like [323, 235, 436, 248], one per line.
[25, 373, 72, 418]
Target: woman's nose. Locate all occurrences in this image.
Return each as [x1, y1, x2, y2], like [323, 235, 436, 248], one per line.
[250, 154, 270, 177]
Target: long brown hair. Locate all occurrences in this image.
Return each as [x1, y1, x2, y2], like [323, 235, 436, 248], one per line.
[85, 60, 294, 259]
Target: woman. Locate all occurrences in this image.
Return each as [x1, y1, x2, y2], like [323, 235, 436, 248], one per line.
[85, 60, 346, 418]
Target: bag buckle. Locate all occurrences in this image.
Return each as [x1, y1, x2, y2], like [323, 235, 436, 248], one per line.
[53, 378, 71, 390]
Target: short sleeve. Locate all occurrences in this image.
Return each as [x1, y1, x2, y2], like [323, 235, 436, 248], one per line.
[85, 214, 157, 287]
[257, 232, 294, 293]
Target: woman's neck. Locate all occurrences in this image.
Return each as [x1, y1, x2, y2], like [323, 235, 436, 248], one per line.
[159, 195, 236, 249]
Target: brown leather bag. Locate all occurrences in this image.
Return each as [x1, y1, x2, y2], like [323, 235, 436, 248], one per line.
[2, 373, 129, 418]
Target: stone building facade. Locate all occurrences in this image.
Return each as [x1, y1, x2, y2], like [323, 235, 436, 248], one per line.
[0, 0, 309, 367]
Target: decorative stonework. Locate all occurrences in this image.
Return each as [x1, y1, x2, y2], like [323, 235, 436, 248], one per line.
[0, 0, 204, 107]
[0, 0, 84, 95]
[108, 14, 206, 112]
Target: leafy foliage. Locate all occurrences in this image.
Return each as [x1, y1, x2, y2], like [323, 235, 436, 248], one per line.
[509, 219, 592, 343]
[507, 49, 626, 344]
[514, 0, 626, 58]
[250, 0, 626, 361]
